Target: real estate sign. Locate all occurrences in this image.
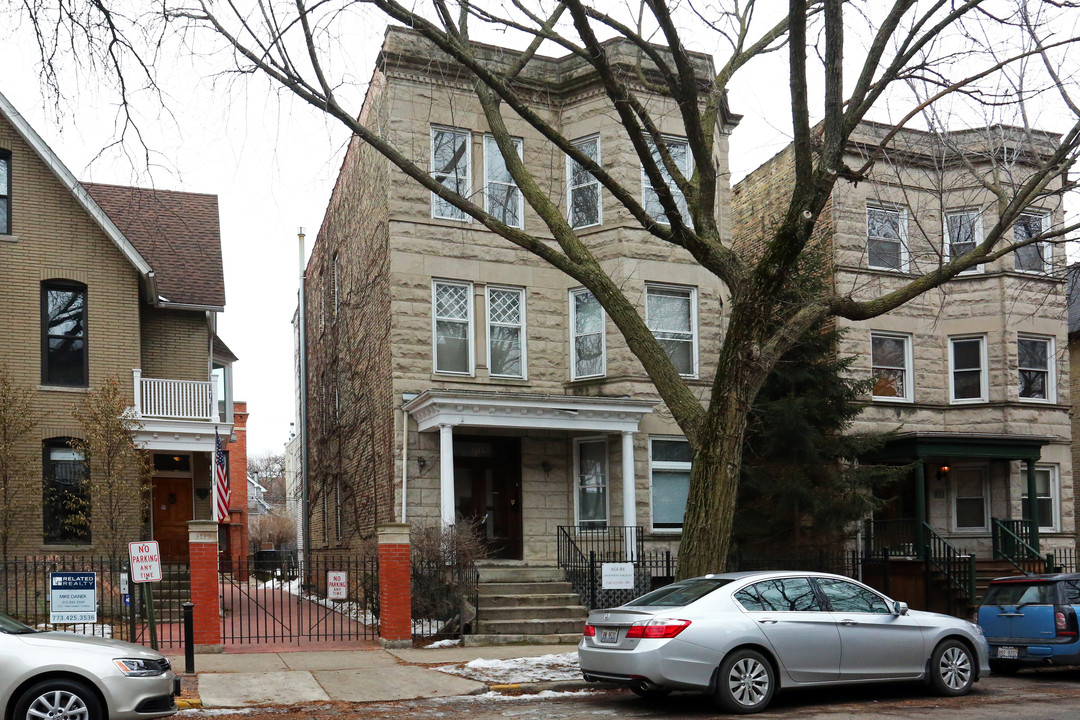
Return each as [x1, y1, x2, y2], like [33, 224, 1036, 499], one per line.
[601, 562, 635, 590]
[49, 572, 97, 624]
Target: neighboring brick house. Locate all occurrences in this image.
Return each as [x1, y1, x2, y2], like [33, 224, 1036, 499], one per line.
[733, 122, 1073, 567]
[0, 90, 239, 561]
[301, 27, 736, 562]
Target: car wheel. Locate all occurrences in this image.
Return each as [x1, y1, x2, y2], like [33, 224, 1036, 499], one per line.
[715, 649, 775, 714]
[14, 679, 102, 720]
[929, 639, 974, 696]
[628, 682, 671, 699]
[989, 659, 1021, 675]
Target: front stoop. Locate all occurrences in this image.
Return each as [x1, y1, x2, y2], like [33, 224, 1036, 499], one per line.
[467, 560, 587, 646]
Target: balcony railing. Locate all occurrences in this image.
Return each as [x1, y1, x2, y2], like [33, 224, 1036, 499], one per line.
[133, 369, 218, 421]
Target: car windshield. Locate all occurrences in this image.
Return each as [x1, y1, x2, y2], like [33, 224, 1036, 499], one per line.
[625, 578, 733, 607]
[0, 612, 37, 634]
[983, 582, 1056, 606]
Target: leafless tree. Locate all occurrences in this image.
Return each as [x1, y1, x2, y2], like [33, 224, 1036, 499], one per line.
[0, 368, 38, 563]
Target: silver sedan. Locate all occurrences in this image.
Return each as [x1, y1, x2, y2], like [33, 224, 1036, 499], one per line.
[0, 611, 178, 720]
[578, 570, 990, 713]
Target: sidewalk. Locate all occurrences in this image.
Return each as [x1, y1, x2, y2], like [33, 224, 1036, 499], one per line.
[167, 644, 590, 708]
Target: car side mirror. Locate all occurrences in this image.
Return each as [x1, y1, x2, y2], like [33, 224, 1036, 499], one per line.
[893, 601, 909, 616]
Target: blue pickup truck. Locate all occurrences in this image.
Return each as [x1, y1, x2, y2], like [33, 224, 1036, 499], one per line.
[976, 574, 1080, 673]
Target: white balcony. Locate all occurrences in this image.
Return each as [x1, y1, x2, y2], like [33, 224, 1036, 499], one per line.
[133, 369, 220, 421]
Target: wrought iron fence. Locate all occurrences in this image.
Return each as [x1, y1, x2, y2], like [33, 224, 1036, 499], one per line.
[411, 558, 478, 639]
[1050, 547, 1079, 573]
[556, 526, 675, 610]
[863, 518, 918, 555]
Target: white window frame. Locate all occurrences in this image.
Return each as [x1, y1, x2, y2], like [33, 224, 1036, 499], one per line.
[485, 285, 527, 379]
[430, 125, 472, 222]
[432, 280, 475, 376]
[870, 331, 914, 403]
[944, 208, 984, 274]
[866, 204, 909, 272]
[483, 134, 524, 229]
[1013, 212, 1051, 274]
[573, 437, 609, 529]
[1017, 334, 1056, 403]
[566, 135, 602, 229]
[645, 283, 699, 378]
[569, 288, 606, 380]
[642, 135, 692, 225]
[649, 436, 692, 534]
[950, 465, 990, 534]
[1022, 464, 1060, 533]
[948, 334, 988, 404]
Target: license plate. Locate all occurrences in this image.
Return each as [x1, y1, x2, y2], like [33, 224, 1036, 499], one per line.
[997, 646, 1019, 659]
[599, 628, 619, 644]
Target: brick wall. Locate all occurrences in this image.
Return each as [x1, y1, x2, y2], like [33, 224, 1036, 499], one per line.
[140, 306, 209, 381]
[226, 401, 250, 561]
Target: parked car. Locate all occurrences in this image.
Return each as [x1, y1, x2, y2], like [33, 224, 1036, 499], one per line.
[578, 570, 989, 714]
[0, 611, 178, 720]
[976, 573, 1080, 674]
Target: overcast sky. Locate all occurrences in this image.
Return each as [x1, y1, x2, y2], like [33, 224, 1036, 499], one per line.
[2, 5, 1073, 459]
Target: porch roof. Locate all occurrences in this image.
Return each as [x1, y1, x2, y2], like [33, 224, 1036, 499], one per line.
[402, 389, 654, 433]
[867, 431, 1054, 463]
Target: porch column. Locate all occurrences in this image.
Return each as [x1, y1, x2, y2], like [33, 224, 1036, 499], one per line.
[439, 424, 455, 529]
[621, 431, 637, 561]
[1026, 459, 1040, 552]
[915, 462, 926, 554]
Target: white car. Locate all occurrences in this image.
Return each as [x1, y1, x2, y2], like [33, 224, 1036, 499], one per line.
[0, 611, 178, 720]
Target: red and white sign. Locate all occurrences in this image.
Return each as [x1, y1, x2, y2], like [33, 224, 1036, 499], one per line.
[327, 571, 348, 600]
[128, 541, 162, 583]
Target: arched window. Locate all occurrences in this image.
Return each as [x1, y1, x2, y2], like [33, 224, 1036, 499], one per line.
[41, 280, 88, 386]
[43, 438, 91, 544]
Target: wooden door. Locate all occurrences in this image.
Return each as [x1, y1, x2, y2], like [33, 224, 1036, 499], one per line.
[152, 477, 193, 562]
[454, 437, 522, 559]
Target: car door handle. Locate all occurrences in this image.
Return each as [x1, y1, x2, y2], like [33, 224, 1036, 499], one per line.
[757, 618, 778, 624]
[840, 619, 859, 626]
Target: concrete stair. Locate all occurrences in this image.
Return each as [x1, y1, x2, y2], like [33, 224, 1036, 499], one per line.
[144, 564, 191, 622]
[464, 560, 588, 646]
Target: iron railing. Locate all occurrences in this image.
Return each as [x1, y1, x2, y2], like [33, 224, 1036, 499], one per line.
[411, 558, 478, 638]
[863, 518, 918, 556]
[992, 518, 1047, 574]
[556, 526, 672, 609]
[923, 523, 975, 615]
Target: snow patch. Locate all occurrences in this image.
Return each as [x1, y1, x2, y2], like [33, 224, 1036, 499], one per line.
[437, 652, 580, 683]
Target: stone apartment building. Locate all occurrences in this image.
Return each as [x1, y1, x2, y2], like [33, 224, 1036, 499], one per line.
[733, 122, 1073, 567]
[0, 90, 243, 562]
[302, 27, 736, 563]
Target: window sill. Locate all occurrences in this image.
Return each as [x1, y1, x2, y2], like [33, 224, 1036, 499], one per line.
[41, 543, 94, 551]
[871, 396, 913, 404]
[38, 384, 90, 393]
[1, 234, 17, 243]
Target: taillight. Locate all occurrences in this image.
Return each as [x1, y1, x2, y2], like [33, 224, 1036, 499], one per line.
[583, 624, 596, 637]
[1055, 606, 1078, 637]
[624, 618, 692, 639]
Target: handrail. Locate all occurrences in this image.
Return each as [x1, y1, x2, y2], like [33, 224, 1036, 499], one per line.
[923, 523, 975, 607]
[992, 518, 1048, 574]
[863, 518, 917, 555]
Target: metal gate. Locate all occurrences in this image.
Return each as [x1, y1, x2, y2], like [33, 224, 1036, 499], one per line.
[219, 553, 378, 645]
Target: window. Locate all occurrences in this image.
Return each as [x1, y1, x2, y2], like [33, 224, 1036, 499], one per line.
[484, 135, 523, 228]
[867, 205, 907, 271]
[0, 150, 9, 234]
[1018, 335, 1054, 401]
[870, 332, 912, 402]
[949, 335, 987, 403]
[575, 438, 608, 528]
[433, 281, 473, 375]
[567, 135, 601, 229]
[43, 440, 90, 544]
[646, 284, 697, 377]
[487, 286, 525, 378]
[952, 466, 988, 531]
[735, 578, 823, 612]
[431, 126, 471, 221]
[41, 281, 88, 386]
[570, 288, 605, 379]
[1022, 466, 1059, 532]
[816, 578, 891, 613]
[945, 209, 982, 273]
[642, 136, 691, 224]
[650, 438, 693, 531]
[1014, 213, 1050, 273]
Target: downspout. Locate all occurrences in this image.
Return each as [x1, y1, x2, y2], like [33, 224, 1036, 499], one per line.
[298, 228, 310, 564]
[401, 407, 408, 523]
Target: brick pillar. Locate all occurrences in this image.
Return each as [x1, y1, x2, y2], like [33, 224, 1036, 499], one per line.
[377, 523, 412, 649]
[188, 520, 222, 650]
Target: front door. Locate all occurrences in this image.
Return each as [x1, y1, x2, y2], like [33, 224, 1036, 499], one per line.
[152, 477, 193, 562]
[454, 437, 522, 559]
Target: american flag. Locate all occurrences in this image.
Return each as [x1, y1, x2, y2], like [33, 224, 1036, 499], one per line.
[214, 431, 230, 523]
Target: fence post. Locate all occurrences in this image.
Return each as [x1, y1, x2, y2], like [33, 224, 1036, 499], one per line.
[187, 520, 222, 650]
[183, 602, 195, 673]
[377, 523, 412, 648]
[589, 551, 597, 610]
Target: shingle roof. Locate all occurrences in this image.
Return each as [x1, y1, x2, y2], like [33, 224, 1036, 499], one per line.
[213, 334, 239, 363]
[83, 183, 226, 309]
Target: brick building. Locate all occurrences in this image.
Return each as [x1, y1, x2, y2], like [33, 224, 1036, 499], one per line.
[733, 122, 1073, 565]
[0, 89, 239, 560]
[301, 27, 736, 562]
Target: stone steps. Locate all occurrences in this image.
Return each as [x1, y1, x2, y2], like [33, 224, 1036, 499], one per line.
[472, 562, 587, 644]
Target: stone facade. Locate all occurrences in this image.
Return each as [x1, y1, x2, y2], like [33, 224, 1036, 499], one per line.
[303, 28, 734, 562]
[734, 122, 1073, 558]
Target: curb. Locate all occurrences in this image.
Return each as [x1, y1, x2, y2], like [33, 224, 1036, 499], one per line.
[175, 698, 203, 710]
[486, 680, 602, 695]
